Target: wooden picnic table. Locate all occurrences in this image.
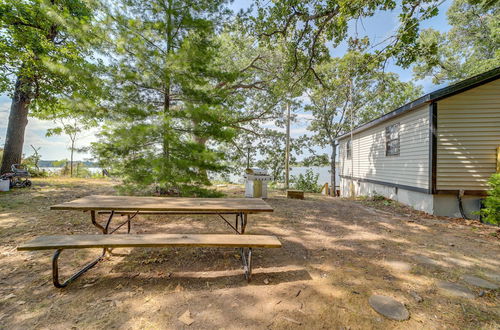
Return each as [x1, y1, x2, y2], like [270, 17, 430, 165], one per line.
[19, 196, 277, 287]
[51, 195, 274, 235]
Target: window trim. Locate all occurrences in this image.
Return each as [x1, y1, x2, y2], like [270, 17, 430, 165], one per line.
[346, 139, 352, 159]
[385, 123, 400, 156]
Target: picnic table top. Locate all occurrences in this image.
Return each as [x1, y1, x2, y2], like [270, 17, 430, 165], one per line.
[50, 195, 274, 213]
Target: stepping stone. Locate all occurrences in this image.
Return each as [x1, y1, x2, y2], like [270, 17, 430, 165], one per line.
[444, 257, 473, 268]
[462, 275, 499, 290]
[383, 260, 411, 272]
[413, 255, 441, 266]
[437, 281, 475, 299]
[483, 272, 500, 282]
[368, 295, 409, 321]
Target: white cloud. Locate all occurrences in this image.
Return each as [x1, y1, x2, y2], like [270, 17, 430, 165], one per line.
[0, 96, 99, 160]
[291, 127, 314, 137]
[295, 113, 314, 121]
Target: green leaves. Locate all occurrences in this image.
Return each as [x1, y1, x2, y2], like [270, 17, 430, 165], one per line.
[413, 0, 500, 84]
[253, 0, 443, 83]
[479, 173, 500, 225]
[92, 0, 239, 195]
[45, 127, 63, 137]
[306, 50, 423, 151]
[291, 169, 321, 193]
[0, 0, 105, 114]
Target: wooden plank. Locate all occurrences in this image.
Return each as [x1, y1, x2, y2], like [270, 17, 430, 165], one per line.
[50, 196, 274, 213]
[287, 190, 304, 200]
[97, 211, 240, 215]
[17, 234, 282, 251]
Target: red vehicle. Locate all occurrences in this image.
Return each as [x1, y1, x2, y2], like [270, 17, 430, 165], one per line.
[0, 164, 32, 188]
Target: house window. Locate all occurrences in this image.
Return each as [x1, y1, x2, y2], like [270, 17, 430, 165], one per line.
[385, 123, 400, 156]
[346, 139, 352, 159]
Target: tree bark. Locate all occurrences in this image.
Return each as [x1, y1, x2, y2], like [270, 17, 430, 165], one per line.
[162, 0, 173, 164]
[284, 102, 291, 189]
[70, 138, 74, 177]
[330, 142, 337, 196]
[193, 128, 209, 182]
[0, 76, 32, 174]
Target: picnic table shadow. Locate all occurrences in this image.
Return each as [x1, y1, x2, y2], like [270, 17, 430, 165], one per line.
[55, 241, 314, 291]
[77, 267, 312, 291]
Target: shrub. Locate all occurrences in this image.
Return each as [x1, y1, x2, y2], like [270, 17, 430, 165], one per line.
[292, 169, 321, 193]
[29, 168, 49, 177]
[117, 182, 225, 198]
[480, 173, 500, 225]
[371, 193, 386, 201]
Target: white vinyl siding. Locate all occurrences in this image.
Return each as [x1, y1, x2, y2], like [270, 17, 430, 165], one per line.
[340, 104, 430, 189]
[436, 79, 500, 191]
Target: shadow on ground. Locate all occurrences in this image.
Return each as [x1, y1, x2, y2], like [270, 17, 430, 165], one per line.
[0, 178, 499, 329]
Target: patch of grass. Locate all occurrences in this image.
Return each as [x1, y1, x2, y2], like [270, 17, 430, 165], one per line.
[0, 199, 25, 211]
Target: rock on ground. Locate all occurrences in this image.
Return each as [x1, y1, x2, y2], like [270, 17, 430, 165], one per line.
[462, 275, 499, 290]
[368, 295, 410, 321]
[437, 281, 475, 299]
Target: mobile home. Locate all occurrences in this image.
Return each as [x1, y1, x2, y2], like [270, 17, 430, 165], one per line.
[338, 67, 500, 219]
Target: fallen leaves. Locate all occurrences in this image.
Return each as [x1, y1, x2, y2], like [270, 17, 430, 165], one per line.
[178, 310, 194, 326]
[3, 293, 16, 300]
[282, 316, 301, 325]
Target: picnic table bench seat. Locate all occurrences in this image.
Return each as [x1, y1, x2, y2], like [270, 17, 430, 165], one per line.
[18, 234, 282, 288]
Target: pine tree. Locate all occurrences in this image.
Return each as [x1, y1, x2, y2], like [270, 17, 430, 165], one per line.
[93, 0, 240, 195]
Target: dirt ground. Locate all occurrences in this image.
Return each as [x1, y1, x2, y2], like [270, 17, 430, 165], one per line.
[1, 178, 499, 329]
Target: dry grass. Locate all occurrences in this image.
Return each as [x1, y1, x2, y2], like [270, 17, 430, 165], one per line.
[0, 178, 499, 329]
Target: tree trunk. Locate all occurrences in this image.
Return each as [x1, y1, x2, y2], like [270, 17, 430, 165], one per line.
[70, 139, 74, 177]
[0, 76, 31, 174]
[193, 123, 209, 182]
[284, 102, 291, 189]
[330, 142, 337, 196]
[162, 0, 173, 173]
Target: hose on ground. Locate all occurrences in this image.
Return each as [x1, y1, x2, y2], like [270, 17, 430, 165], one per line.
[457, 190, 469, 220]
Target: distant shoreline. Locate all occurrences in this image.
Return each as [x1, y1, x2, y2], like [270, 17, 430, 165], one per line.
[38, 160, 98, 167]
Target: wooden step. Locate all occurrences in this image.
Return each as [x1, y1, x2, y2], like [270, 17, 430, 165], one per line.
[18, 234, 282, 251]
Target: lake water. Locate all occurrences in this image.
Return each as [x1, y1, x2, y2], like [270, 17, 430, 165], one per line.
[290, 166, 338, 185]
[39, 166, 339, 186]
[213, 166, 338, 185]
[40, 167, 102, 174]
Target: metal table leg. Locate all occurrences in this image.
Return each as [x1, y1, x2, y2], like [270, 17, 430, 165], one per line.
[241, 213, 248, 234]
[52, 249, 105, 288]
[104, 211, 115, 234]
[91, 210, 109, 256]
[240, 247, 253, 282]
[90, 210, 105, 234]
[217, 213, 239, 234]
[127, 214, 131, 233]
[235, 213, 239, 232]
[91, 210, 136, 235]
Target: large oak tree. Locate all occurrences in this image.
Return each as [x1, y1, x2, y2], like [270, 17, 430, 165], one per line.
[0, 0, 101, 174]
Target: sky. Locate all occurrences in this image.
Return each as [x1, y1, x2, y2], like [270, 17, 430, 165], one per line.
[0, 0, 453, 162]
